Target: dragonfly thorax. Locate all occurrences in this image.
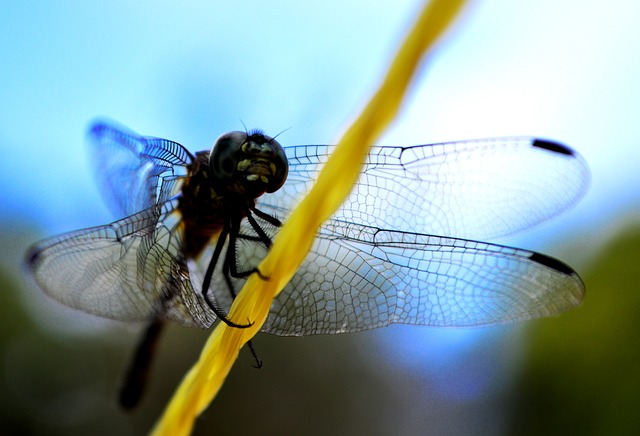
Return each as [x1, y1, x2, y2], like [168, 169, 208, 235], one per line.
[209, 131, 288, 199]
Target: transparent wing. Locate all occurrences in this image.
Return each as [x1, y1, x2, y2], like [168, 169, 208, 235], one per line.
[194, 207, 584, 336]
[27, 127, 588, 335]
[268, 221, 584, 335]
[25, 200, 215, 329]
[266, 138, 590, 240]
[89, 121, 194, 218]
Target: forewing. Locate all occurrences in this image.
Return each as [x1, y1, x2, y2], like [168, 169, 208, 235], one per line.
[25, 200, 215, 329]
[261, 219, 585, 336]
[266, 138, 590, 240]
[89, 121, 193, 218]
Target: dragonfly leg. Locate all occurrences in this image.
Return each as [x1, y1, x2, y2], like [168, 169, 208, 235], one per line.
[202, 223, 252, 329]
[250, 205, 282, 227]
[247, 339, 263, 369]
[227, 208, 277, 282]
[223, 217, 274, 286]
[223, 221, 263, 369]
[221, 229, 239, 298]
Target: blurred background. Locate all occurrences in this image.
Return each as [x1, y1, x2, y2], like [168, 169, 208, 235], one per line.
[2, 0, 640, 434]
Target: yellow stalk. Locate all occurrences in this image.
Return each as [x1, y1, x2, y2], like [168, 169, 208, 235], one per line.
[152, 0, 466, 434]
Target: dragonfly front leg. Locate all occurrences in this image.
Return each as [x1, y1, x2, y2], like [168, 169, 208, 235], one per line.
[250, 205, 282, 228]
[226, 207, 281, 282]
[222, 218, 263, 368]
[201, 223, 252, 329]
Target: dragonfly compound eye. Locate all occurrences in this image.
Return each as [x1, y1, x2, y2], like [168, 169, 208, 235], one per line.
[210, 131, 246, 182]
[210, 130, 288, 198]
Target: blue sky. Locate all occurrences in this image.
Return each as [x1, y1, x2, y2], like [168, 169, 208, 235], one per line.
[2, 0, 640, 422]
[2, 0, 639, 242]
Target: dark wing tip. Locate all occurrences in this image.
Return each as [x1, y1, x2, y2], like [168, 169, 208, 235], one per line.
[87, 119, 136, 140]
[532, 139, 575, 156]
[25, 245, 42, 268]
[528, 251, 577, 276]
[22, 245, 46, 291]
[87, 120, 112, 140]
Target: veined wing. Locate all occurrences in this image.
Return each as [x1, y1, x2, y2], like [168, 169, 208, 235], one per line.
[89, 121, 194, 218]
[25, 200, 215, 329]
[263, 218, 585, 336]
[191, 204, 584, 336]
[265, 138, 590, 241]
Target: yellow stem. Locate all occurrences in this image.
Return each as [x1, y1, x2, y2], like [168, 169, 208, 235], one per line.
[151, 0, 466, 434]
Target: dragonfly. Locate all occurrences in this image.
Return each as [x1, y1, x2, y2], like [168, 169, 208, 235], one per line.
[25, 121, 589, 408]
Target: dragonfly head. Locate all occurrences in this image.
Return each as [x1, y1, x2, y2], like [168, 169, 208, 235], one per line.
[209, 131, 288, 198]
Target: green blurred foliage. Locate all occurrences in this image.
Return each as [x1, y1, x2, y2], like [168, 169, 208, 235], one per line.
[508, 221, 640, 435]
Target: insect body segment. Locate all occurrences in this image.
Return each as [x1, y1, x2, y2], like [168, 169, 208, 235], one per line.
[175, 132, 286, 329]
[178, 152, 229, 260]
[209, 131, 289, 198]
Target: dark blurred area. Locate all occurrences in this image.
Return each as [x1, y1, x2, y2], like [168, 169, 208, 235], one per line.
[1, 213, 639, 435]
[0, 220, 493, 435]
[507, 218, 640, 436]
